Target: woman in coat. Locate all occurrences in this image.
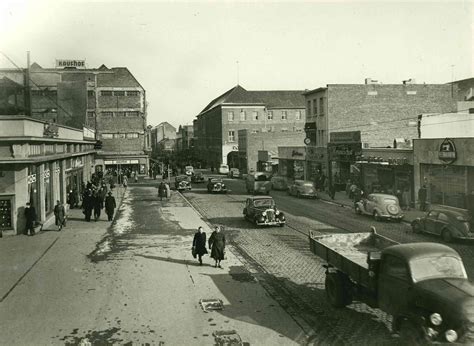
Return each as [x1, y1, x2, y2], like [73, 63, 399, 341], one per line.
[192, 226, 208, 265]
[104, 191, 116, 222]
[54, 200, 66, 231]
[208, 226, 226, 268]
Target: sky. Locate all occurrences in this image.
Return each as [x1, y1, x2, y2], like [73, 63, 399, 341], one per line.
[1, 0, 473, 129]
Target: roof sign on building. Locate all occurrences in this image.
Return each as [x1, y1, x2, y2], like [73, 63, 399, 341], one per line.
[438, 138, 457, 164]
[55, 59, 86, 69]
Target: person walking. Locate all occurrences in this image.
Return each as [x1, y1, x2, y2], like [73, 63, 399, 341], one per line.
[418, 185, 427, 211]
[93, 191, 102, 221]
[24, 202, 37, 236]
[353, 185, 362, 208]
[158, 182, 166, 201]
[123, 175, 128, 188]
[208, 226, 226, 268]
[402, 188, 410, 211]
[67, 189, 78, 209]
[105, 191, 116, 221]
[192, 226, 208, 265]
[83, 189, 93, 222]
[54, 200, 66, 231]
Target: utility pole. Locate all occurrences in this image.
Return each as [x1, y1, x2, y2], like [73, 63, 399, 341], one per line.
[25, 51, 32, 117]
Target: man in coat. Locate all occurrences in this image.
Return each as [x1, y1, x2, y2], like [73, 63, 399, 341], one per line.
[54, 200, 66, 231]
[104, 191, 116, 222]
[192, 226, 208, 265]
[93, 190, 102, 221]
[208, 226, 226, 268]
[83, 189, 93, 222]
[418, 185, 427, 211]
[158, 182, 166, 201]
[24, 202, 37, 236]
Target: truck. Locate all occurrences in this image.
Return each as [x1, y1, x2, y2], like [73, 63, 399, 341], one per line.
[309, 228, 474, 344]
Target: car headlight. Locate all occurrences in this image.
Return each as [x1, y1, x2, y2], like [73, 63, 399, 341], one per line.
[261, 211, 266, 216]
[430, 313, 442, 326]
[222, 184, 225, 188]
[275, 210, 280, 215]
[445, 329, 457, 343]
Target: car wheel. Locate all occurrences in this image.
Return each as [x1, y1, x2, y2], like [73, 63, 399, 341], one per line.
[355, 206, 362, 215]
[442, 228, 453, 243]
[325, 273, 351, 308]
[373, 211, 381, 222]
[296, 191, 301, 198]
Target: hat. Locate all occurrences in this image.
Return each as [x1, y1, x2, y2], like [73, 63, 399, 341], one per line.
[108, 191, 112, 195]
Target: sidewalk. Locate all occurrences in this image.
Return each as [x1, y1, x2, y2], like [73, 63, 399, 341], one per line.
[0, 186, 126, 303]
[317, 190, 426, 223]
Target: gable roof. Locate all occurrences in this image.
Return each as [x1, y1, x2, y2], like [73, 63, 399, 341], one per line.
[97, 67, 143, 89]
[0, 76, 23, 89]
[199, 85, 305, 114]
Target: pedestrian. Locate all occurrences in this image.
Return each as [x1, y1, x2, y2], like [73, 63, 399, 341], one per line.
[104, 191, 116, 221]
[54, 200, 66, 231]
[83, 189, 93, 222]
[123, 175, 128, 188]
[24, 202, 37, 236]
[418, 185, 427, 211]
[134, 171, 138, 183]
[353, 185, 362, 207]
[67, 189, 77, 209]
[192, 226, 208, 265]
[402, 188, 410, 211]
[395, 189, 403, 206]
[158, 182, 166, 201]
[208, 226, 226, 268]
[93, 191, 102, 221]
[329, 183, 336, 200]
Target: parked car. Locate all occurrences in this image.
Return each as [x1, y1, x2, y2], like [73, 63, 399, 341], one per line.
[246, 172, 272, 194]
[288, 180, 317, 198]
[228, 168, 240, 179]
[309, 228, 474, 344]
[218, 164, 229, 175]
[207, 178, 227, 193]
[355, 193, 404, 222]
[185, 166, 194, 176]
[174, 175, 192, 192]
[411, 208, 473, 242]
[270, 175, 288, 191]
[243, 196, 285, 227]
[191, 171, 205, 183]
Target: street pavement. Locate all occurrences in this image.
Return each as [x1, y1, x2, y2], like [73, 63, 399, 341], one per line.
[0, 184, 305, 345]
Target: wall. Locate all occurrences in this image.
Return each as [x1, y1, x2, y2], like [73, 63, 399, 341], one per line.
[327, 84, 456, 148]
[420, 112, 474, 139]
[0, 117, 84, 140]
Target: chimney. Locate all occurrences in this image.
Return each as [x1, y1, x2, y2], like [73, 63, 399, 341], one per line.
[365, 78, 379, 85]
[403, 78, 416, 85]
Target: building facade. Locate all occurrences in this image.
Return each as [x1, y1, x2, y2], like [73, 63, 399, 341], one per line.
[194, 85, 306, 168]
[303, 80, 457, 187]
[150, 122, 176, 160]
[0, 116, 96, 235]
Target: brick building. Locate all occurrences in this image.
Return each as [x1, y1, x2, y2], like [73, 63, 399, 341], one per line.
[303, 79, 457, 187]
[194, 85, 306, 168]
[151, 121, 176, 159]
[0, 61, 149, 176]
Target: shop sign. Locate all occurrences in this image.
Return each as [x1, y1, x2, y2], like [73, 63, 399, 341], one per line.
[329, 131, 361, 144]
[56, 59, 86, 68]
[292, 150, 304, 157]
[328, 143, 362, 162]
[306, 146, 325, 161]
[438, 138, 457, 164]
[27, 174, 36, 184]
[43, 170, 50, 179]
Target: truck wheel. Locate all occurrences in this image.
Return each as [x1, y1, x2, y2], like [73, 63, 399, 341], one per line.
[442, 229, 453, 243]
[325, 273, 351, 308]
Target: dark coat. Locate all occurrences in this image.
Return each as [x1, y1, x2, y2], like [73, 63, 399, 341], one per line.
[208, 231, 226, 261]
[54, 204, 66, 224]
[193, 231, 208, 256]
[418, 187, 427, 201]
[105, 195, 116, 214]
[24, 206, 36, 224]
[158, 184, 166, 198]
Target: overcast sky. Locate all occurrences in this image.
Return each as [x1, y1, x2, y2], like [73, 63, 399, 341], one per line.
[1, 0, 473, 128]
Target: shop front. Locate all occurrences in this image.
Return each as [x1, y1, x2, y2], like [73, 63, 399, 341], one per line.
[277, 146, 306, 181]
[414, 138, 474, 210]
[305, 146, 328, 188]
[328, 131, 362, 191]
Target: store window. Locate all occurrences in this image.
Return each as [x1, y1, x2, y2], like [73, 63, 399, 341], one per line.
[421, 164, 467, 208]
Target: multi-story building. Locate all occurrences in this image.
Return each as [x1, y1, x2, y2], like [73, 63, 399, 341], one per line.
[150, 122, 176, 160]
[303, 78, 457, 186]
[194, 85, 306, 168]
[0, 61, 149, 176]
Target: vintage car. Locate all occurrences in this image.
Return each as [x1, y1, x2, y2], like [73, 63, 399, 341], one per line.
[246, 172, 272, 194]
[288, 180, 317, 198]
[185, 166, 194, 176]
[270, 175, 288, 191]
[228, 168, 240, 179]
[411, 208, 473, 242]
[355, 193, 404, 222]
[207, 178, 227, 193]
[191, 171, 205, 183]
[218, 164, 229, 175]
[174, 175, 192, 192]
[243, 196, 285, 227]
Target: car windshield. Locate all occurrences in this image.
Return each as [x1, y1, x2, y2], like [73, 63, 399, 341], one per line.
[253, 199, 274, 208]
[256, 175, 268, 181]
[211, 179, 222, 183]
[410, 255, 467, 282]
[220, 165, 228, 169]
[185, 166, 193, 170]
[383, 198, 398, 204]
[303, 182, 314, 187]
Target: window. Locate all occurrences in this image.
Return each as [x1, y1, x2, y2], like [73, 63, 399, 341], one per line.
[267, 111, 273, 120]
[281, 128, 288, 132]
[307, 101, 311, 115]
[101, 111, 113, 117]
[87, 111, 95, 117]
[438, 213, 449, 222]
[101, 91, 113, 96]
[251, 129, 259, 134]
[113, 91, 125, 96]
[127, 111, 139, 117]
[320, 97, 325, 115]
[102, 133, 113, 139]
[127, 91, 139, 96]
[228, 130, 235, 142]
[87, 90, 95, 97]
[115, 133, 126, 139]
[115, 111, 126, 117]
[126, 133, 139, 139]
[281, 111, 287, 120]
[313, 99, 318, 115]
[252, 111, 258, 120]
[240, 111, 246, 121]
[296, 110, 302, 120]
[228, 111, 234, 121]
[384, 255, 409, 281]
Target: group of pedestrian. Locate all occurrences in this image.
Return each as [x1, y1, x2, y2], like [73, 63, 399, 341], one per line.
[81, 182, 117, 222]
[158, 181, 170, 201]
[192, 226, 226, 268]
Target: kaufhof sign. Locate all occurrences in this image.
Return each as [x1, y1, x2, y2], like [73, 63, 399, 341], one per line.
[55, 59, 86, 68]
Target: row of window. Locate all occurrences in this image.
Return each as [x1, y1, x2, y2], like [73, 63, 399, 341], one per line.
[31, 90, 57, 97]
[101, 133, 140, 139]
[307, 97, 326, 116]
[227, 127, 303, 142]
[227, 110, 302, 122]
[88, 111, 140, 117]
[98, 90, 140, 97]
[28, 143, 94, 156]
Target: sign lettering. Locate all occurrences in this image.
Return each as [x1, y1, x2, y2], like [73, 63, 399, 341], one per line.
[55, 59, 86, 69]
